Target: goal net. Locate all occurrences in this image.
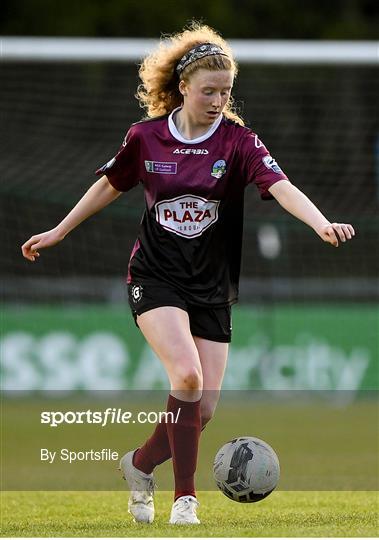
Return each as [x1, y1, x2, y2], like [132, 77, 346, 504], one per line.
[1, 39, 378, 304]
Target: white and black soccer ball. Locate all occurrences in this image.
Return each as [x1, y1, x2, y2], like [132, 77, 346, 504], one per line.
[213, 436, 280, 503]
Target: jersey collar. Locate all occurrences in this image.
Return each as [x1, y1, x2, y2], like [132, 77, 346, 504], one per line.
[168, 106, 223, 144]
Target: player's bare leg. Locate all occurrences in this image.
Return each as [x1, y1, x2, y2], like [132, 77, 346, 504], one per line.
[168, 337, 228, 524]
[193, 337, 228, 426]
[137, 306, 203, 400]
[128, 307, 202, 524]
[132, 334, 228, 465]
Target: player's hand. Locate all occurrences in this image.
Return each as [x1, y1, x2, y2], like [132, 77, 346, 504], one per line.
[21, 228, 65, 261]
[318, 222, 355, 247]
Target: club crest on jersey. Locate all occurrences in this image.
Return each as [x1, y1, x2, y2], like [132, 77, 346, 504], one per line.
[262, 155, 282, 174]
[155, 195, 220, 239]
[211, 159, 227, 179]
[131, 284, 143, 303]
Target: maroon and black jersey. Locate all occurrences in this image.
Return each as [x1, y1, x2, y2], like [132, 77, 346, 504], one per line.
[96, 108, 288, 306]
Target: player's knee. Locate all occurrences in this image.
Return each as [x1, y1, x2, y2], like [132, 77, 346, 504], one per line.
[175, 366, 203, 390]
[183, 369, 203, 390]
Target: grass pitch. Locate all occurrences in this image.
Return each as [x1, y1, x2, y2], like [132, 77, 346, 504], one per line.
[2, 399, 378, 536]
[1, 490, 378, 537]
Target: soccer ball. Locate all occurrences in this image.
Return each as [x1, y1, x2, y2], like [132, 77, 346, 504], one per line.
[213, 436, 280, 503]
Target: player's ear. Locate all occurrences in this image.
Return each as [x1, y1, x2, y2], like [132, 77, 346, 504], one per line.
[179, 80, 188, 97]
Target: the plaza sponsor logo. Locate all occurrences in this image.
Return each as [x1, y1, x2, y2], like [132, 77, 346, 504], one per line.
[145, 160, 177, 174]
[262, 155, 283, 174]
[173, 148, 209, 155]
[155, 194, 220, 239]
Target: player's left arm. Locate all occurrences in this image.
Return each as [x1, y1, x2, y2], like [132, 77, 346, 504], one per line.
[268, 179, 355, 247]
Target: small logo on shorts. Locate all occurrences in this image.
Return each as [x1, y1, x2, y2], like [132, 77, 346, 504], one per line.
[211, 159, 227, 179]
[131, 285, 143, 303]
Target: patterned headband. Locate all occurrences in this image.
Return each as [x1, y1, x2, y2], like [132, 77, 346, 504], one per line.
[175, 42, 228, 76]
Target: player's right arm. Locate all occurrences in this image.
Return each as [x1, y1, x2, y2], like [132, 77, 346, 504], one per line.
[21, 175, 121, 261]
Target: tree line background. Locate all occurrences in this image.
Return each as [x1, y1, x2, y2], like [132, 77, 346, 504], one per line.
[1, 0, 378, 39]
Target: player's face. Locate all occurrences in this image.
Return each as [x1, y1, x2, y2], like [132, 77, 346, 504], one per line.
[180, 69, 234, 126]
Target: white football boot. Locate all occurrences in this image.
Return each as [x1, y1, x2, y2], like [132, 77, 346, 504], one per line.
[119, 450, 155, 524]
[169, 495, 200, 525]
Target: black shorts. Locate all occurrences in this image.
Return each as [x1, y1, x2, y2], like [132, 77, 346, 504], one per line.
[127, 281, 232, 343]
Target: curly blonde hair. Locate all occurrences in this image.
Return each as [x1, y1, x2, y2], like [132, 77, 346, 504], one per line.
[136, 21, 244, 126]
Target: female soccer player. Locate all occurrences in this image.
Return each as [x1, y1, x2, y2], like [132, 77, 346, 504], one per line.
[22, 23, 355, 525]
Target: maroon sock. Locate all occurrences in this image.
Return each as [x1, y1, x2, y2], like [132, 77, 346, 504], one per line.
[133, 395, 205, 477]
[133, 419, 171, 475]
[166, 394, 201, 500]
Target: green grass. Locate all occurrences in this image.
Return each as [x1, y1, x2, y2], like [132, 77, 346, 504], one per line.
[1, 490, 378, 537]
[2, 399, 378, 536]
